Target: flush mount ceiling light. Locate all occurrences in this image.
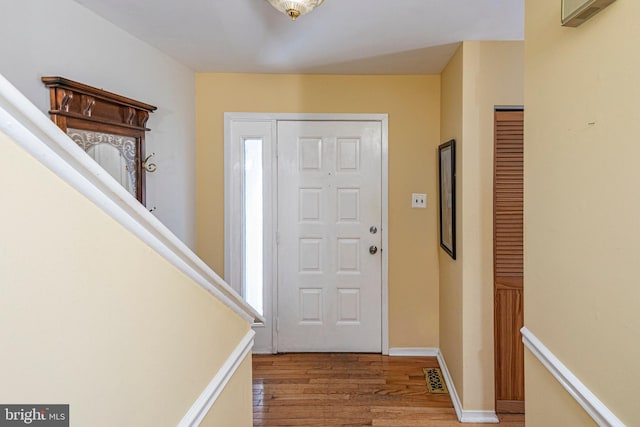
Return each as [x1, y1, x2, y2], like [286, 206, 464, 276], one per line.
[266, 0, 325, 20]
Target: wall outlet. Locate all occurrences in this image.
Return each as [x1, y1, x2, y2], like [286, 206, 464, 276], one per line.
[412, 193, 427, 208]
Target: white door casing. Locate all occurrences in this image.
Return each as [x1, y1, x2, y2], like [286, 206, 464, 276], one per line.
[224, 113, 389, 354]
[276, 120, 382, 352]
[225, 119, 275, 352]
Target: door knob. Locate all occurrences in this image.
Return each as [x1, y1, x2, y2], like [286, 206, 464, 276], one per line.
[369, 226, 378, 234]
[369, 245, 378, 255]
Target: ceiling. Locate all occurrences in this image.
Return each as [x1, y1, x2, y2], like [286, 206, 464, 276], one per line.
[72, 0, 524, 74]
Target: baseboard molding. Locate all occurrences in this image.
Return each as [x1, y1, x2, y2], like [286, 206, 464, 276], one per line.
[388, 347, 439, 357]
[436, 350, 499, 424]
[178, 330, 255, 427]
[521, 327, 624, 427]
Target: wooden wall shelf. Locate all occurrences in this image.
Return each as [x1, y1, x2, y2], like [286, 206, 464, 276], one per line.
[42, 76, 157, 205]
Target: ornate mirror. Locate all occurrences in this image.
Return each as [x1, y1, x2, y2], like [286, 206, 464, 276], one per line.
[42, 76, 157, 205]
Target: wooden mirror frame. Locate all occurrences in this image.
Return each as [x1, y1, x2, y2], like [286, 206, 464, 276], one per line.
[42, 76, 157, 205]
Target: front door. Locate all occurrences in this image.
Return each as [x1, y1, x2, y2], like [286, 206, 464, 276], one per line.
[277, 120, 382, 352]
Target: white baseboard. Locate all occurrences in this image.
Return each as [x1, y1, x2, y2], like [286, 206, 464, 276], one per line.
[252, 348, 274, 355]
[436, 350, 499, 424]
[459, 410, 500, 423]
[178, 330, 255, 427]
[387, 347, 499, 423]
[521, 327, 624, 427]
[388, 347, 439, 357]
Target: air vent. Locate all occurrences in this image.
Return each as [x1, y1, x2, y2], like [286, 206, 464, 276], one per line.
[562, 0, 617, 27]
[577, 6, 601, 20]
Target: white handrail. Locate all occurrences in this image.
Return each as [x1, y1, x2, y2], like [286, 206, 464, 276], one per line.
[521, 327, 624, 427]
[0, 74, 263, 325]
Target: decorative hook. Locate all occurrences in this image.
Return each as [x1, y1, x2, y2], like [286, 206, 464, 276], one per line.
[143, 153, 157, 173]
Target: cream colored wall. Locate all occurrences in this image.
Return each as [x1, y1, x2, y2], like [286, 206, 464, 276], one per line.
[525, 0, 640, 424]
[200, 356, 253, 427]
[0, 132, 250, 426]
[0, 0, 197, 247]
[439, 44, 465, 401]
[196, 74, 441, 347]
[524, 352, 597, 427]
[460, 41, 524, 410]
[439, 41, 523, 411]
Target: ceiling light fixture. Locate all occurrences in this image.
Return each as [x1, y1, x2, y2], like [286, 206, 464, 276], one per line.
[266, 0, 325, 20]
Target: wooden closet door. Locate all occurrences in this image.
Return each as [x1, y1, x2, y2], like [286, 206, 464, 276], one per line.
[494, 110, 524, 414]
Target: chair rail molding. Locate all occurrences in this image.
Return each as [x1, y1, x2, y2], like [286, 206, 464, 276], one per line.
[178, 330, 255, 427]
[521, 327, 624, 427]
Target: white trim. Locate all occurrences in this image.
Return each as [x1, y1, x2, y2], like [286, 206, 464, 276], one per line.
[437, 350, 499, 424]
[223, 114, 238, 294]
[224, 113, 389, 355]
[269, 120, 279, 353]
[0, 75, 263, 325]
[458, 410, 500, 424]
[225, 119, 276, 352]
[177, 330, 255, 427]
[381, 116, 389, 355]
[521, 327, 624, 427]
[225, 112, 389, 122]
[388, 347, 439, 357]
[436, 350, 463, 422]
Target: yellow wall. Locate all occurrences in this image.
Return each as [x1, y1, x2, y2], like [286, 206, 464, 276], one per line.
[439, 41, 524, 410]
[524, 352, 597, 426]
[0, 132, 251, 426]
[439, 44, 465, 401]
[200, 356, 253, 427]
[461, 41, 524, 410]
[196, 74, 441, 347]
[525, 0, 640, 424]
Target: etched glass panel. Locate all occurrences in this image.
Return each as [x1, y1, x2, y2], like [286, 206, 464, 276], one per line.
[67, 128, 137, 197]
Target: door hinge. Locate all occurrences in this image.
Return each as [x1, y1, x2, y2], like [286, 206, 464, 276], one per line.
[276, 316, 280, 333]
[276, 231, 280, 245]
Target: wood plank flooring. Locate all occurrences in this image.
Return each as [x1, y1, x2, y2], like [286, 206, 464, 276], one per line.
[253, 353, 524, 426]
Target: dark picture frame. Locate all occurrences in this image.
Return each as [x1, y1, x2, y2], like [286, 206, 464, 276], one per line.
[438, 139, 456, 259]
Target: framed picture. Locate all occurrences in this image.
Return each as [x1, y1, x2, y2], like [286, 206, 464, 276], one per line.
[438, 139, 456, 259]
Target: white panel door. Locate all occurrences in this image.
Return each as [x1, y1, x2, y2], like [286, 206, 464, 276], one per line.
[277, 121, 382, 352]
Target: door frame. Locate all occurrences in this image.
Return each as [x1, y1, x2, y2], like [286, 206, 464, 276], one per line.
[224, 112, 389, 355]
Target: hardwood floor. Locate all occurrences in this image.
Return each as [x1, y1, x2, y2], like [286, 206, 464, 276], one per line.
[253, 353, 524, 426]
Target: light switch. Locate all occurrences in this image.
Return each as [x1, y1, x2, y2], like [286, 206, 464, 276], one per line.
[412, 193, 427, 208]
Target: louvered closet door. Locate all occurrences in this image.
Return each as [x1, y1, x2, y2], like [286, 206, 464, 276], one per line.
[494, 110, 524, 414]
